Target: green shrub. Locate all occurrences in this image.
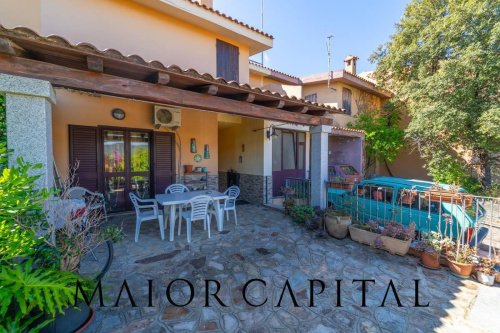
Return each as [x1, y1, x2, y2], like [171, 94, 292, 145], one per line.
[290, 205, 315, 224]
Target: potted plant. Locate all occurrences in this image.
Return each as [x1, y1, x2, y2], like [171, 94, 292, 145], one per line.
[377, 221, 416, 256]
[424, 184, 473, 208]
[446, 246, 475, 278]
[474, 257, 496, 286]
[283, 198, 295, 215]
[324, 208, 352, 239]
[290, 205, 315, 225]
[349, 220, 381, 246]
[416, 232, 442, 269]
[328, 176, 354, 190]
[0, 149, 89, 332]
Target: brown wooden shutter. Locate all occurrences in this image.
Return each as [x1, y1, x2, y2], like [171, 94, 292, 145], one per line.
[69, 125, 99, 191]
[342, 88, 352, 115]
[153, 132, 175, 194]
[216, 39, 239, 82]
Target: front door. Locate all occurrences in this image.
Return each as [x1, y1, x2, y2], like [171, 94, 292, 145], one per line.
[102, 129, 152, 212]
[272, 130, 306, 196]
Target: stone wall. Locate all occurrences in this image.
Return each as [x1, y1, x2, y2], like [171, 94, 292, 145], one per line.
[207, 174, 218, 191]
[219, 172, 270, 204]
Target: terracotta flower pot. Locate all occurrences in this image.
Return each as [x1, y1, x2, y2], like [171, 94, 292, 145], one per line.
[447, 259, 473, 278]
[421, 251, 440, 269]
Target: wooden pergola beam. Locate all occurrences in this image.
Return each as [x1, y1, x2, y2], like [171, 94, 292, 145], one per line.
[0, 55, 332, 126]
[256, 100, 285, 109]
[0, 37, 27, 57]
[284, 106, 309, 113]
[189, 84, 218, 95]
[151, 72, 170, 85]
[86, 55, 103, 73]
[224, 93, 256, 103]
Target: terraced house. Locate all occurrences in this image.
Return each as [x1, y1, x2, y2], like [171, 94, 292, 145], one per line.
[1, 0, 397, 211]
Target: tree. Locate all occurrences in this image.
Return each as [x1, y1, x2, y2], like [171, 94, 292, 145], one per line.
[348, 97, 405, 177]
[371, 0, 500, 190]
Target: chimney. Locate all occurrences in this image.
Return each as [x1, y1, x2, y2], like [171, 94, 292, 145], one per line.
[344, 55, 359, 75]
[198, 0, 213, 8]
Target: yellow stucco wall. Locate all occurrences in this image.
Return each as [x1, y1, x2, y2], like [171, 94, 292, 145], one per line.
[52, 89, 218, 178]
[218, 118, 265, 175]
[0, 0, 41, 31]
[0, 0, 250, 83]
[303, 82, 384, 127]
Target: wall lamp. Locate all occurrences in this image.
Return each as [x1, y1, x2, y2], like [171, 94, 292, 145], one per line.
[253, 126, 279, 140]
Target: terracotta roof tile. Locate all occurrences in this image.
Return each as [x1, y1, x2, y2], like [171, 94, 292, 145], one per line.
[0, 26, 341, 114]
[249, 60, 300, 80]
[186, 0, 273, 39]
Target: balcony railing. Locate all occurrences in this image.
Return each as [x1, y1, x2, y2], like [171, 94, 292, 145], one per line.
[326, 182, 500, 257]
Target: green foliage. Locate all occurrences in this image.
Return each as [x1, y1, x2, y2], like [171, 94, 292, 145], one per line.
[102, 225, 125, 243]
[371, 0, 500, 189]
[0, 311, 50, 333]
[0, 260, 81, 319]
[348, 100, 405, 174]
[0, 147, 50, 227]
[290, 205, 315, 224]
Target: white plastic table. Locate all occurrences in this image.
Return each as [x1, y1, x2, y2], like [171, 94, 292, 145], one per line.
[155, 190, 228, 241]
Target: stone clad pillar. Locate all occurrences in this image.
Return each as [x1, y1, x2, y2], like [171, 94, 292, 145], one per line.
[0, 74, 56, 188]
[310, 125, 332, 208]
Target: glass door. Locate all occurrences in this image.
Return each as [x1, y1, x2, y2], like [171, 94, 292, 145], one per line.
[102, 129, 151, 212]
[272, 130, 306, 196]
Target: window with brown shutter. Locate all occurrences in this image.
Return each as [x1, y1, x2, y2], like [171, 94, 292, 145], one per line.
[216, 39, 239, 82]
[342, 88, 352, 115]
[153, 132, 176, 194]
[69, 125, 99, 191]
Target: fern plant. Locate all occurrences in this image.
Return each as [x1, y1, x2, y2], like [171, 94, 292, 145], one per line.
[0, 260, 82, 321]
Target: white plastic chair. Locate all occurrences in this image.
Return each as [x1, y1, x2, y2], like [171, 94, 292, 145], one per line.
[165, 184, 190, 235]
[213, 186, 240, 225]
[66, 186, 108, 221]
[129, 193, 165, 242]
[165, 184, 190, 194]
[179, 195, 212, 243]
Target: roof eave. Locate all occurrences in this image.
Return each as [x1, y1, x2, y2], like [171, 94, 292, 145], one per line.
[132, 0, 273, 55]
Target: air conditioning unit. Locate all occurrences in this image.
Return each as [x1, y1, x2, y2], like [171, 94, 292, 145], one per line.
[154, 105, 181, 129]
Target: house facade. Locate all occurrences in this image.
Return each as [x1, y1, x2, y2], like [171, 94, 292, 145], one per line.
[301, 56, 429, 180]
[0, 0, 338, 210]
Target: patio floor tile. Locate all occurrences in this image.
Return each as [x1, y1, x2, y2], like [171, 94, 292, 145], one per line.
[82, 204, 498, 333]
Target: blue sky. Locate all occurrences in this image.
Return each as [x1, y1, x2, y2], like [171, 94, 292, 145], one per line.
[214, 0, 409, 77]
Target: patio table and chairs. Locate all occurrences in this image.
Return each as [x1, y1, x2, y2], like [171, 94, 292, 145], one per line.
[66, 186, 108, 221]
[155, 187, 232, 242]
[209, 185, 240, 225]
[129, 192, 165, 242]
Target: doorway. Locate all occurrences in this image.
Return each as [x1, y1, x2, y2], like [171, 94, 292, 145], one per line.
[272, 129, 306, 196]
[101, 128, 152, 212]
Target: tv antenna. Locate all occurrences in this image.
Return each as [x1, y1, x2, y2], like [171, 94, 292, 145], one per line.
[326, 35, 336, 91]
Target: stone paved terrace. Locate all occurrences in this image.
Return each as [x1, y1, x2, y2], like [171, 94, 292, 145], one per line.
[84, 204, 499, 333]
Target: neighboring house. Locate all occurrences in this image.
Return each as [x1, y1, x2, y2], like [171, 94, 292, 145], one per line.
[301, 56, 429, 181]
[0, 0, 339, 210]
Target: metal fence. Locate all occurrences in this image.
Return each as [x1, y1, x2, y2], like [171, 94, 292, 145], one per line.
[285, 177, 311, 205]
[326, 183, 500, 258]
